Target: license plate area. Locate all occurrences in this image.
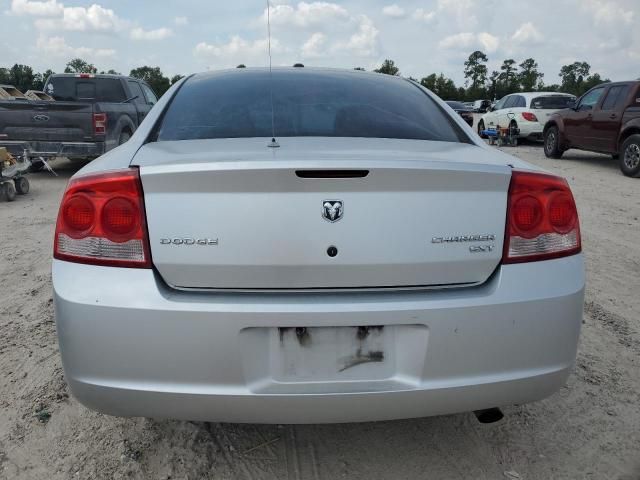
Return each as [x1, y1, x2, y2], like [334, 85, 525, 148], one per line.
[275, 326, 391, 382]
[240, 325, 428, 394]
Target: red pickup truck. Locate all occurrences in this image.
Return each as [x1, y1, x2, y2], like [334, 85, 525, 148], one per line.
[543, 81, 640, 177]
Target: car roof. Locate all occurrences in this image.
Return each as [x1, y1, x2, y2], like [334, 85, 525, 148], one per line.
[595, 80, 639, 87]
[190, 66, 413, 85]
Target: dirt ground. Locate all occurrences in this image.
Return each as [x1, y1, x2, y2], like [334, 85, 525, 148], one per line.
[1, 140, 639, 480]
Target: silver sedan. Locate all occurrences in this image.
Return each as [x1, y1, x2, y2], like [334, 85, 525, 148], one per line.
[53, 68, 584, 423]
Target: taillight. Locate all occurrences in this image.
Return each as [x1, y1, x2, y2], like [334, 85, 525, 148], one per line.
[503, 171, 581, 263]
[93, 113, 107, 135]
[521, 112, 538, 122]
[54, 169, 151, 268]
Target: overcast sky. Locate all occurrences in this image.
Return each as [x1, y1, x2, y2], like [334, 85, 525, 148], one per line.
[1, 0, 638, 85]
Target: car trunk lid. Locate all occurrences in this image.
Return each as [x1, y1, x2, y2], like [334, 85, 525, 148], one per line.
[135, 137, 512, 290]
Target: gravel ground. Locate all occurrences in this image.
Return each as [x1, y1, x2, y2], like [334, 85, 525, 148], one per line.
[1, 141, 639, 480]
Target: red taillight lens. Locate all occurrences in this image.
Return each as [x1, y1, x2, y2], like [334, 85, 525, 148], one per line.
[62, 195, 95, 234]
[102, 198, 139, 237]
[503, 171, 581, 263]
[93, 113, 107, 135]
[54, 169, 151, 268]
[521, 112, 538, 122]
[511, 195, 543, 234]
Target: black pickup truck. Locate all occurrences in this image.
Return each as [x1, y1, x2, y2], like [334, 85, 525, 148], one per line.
[0, 74, 158, 170]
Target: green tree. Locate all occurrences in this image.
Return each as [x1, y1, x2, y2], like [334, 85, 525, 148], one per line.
[499, 59, 519, 94]
[488, 70, 500, 99]
[374, 59, 399, 76]
[99, 69, 120, 75]
[559, 62, 590, 95]
[129, 66, 171, 97]
[582, 73, 609, 93]
[518, 58, 543, 91]
[559, 62, 609, 96]
[64, 58, 97, 74]
[420, 73, 458, 99]
[170, 74, 184, 85]
[0, 68, 12, 85]
[32, 69, 55, 90]
[463, 50, 488, 97]
[420, 73, 437, 91]
[544, 84, 561, 92]
[9, 64, 35, 92]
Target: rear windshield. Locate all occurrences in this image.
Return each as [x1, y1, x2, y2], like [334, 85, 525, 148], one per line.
[530, 95, 575, 109]
[157, 70, 465, 143]
[45, 77, 126, 102]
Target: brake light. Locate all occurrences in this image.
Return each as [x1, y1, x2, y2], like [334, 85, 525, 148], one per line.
[93, 113, 107, 135]
[54, 169, 151, 268]
[76, 73, 95, 78]
[503, 171, 580, 263]
[521, 112, 538, 122]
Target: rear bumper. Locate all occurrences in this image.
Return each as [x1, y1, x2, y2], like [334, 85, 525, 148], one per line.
[0, 140, 105, 159]
[517, 122, 544, 140]
[53, 255, 585, 423]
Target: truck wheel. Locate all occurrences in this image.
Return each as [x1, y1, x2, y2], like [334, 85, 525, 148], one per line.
[29, 160, 45, 173]
[620, 134, 640, 177]
[544, 126, 563, 159]
[119, 131, 131, 145]
[14, 177, 29, 195]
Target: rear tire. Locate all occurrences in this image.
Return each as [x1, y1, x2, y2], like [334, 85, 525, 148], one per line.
[14, 176, 29, 195]
[119, 131, 131, 145]
[478, 120, 487, 139]
[620, 134, 640, 177]
[544, 126, 563, 159]
[1, 182, 16, 202]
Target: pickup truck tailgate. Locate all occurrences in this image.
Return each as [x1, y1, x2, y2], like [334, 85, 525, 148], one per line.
[0, 101, 94, 142]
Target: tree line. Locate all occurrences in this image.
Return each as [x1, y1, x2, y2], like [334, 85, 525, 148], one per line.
[0, 52, 611, 101]
[372, 52, 609, 101]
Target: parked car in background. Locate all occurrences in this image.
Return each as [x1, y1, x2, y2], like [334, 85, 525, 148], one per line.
[53, 68, 584, 424]
[0, 73, 158, 171]
[478, 92, 576, 141]
[463, 101, 475, 110]
[544, 81, 640, 177]
[473, 99, 491, 113]
[445, 100, 474, 126]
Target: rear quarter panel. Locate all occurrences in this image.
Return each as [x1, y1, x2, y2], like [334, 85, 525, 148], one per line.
[544, 112, 569, 146]
[620, 105, 640, 147]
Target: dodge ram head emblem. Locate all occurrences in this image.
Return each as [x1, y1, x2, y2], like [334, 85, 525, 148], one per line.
[322, 200, 343, 222]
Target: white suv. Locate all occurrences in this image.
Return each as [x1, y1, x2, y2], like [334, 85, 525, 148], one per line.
[478, 92, 575, 141]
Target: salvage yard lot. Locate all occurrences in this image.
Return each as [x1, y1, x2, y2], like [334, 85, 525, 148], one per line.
[1, 143, 639, 479]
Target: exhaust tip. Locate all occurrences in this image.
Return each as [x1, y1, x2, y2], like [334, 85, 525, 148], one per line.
[474, 408, 504, 424]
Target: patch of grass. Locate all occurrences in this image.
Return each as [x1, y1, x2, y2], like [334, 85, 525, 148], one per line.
[34, 406, 51, 423]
